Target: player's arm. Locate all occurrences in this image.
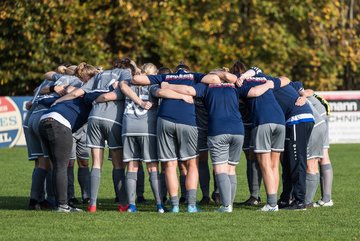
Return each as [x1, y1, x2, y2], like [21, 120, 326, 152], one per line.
[119, 80, 152, 110]
[279, 76, 291, 87]
[247, 81, 275, 97]
[95, 91, 118, 103]
[52, 88, 85, 106]
[208, 71, 237, 83]
[39, 84, 70, 96]
[131, 75, 151, 85]
[303, 89, 314, 97]
[160, 82, 197, 96]
[201, 74, 221, 84]
[156, 88, 194, 104]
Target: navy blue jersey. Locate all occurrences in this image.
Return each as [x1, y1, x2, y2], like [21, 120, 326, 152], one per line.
[43, 98, 92, 132]
[237, 73, 285, 127]
[196, 82, 244, 136]
[148, 69, 205, 126]
[273, 85, 314, 125]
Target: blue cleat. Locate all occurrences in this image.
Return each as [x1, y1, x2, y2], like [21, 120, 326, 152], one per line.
[171, 205, 179, 213]
[127, 204, 137, 213]
[187, 204, 201, 213]
[156, 204, 165, 213]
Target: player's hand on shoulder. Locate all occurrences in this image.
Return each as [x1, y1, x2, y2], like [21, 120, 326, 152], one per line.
[295, 96, 306, 106]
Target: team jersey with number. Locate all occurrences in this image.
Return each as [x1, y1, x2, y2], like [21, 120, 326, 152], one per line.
[122, 84, 160, 136]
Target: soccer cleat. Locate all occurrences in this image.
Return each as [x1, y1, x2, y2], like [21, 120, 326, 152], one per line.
[179, 196, 186, 204]
[216, 205, 233, 213]
[118, 204, 129, 212]
[211, 192, 221, 205]
[39, 200, 53, 210]
[305, 203, 315, 209]
[285, 201, 306, 211]
[240, 196, 261, 206]
[187, 204, 201, 213]
[171, 205, 180, 213]
[136, 196, 147, 204]
[68, 197, 80, 206]
[127, 204, 137, 213]
[87, 205, 97, 213]
[199, 196, 211, 205]
[82, 198, 90, 205]
[28, 199, 41, 211]
[156, 204, 165, 213]
[260, 204, 279, 212]
[278, 199, 291, 209]
[56, 204, 83, 212]
[313, 200, 334, 208]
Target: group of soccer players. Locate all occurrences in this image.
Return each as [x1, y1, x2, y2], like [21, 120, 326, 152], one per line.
[23, 58, 334, 213]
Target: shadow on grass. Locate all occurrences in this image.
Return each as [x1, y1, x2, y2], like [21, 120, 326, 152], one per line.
[0, 196, 254, 212]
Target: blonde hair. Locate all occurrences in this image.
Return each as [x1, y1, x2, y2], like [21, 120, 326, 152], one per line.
[65, 65, 77, 75]
[75, 62, 99, 81]
[211, 67, 229, 72]
[141, 63, 158, 75]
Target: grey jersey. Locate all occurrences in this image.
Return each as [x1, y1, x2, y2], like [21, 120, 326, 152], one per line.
[308, 95, 327, 120]
[307, 100, 325, 127]
[34, 76, 83, 112]
[54, 74, 83, 88]
[122, 84, 160, 136]
[33, 80, 56, 112]
[195, 98, 208, 130]
[81, 68, 132, 123]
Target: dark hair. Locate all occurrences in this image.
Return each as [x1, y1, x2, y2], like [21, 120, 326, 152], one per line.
[113, 57, 136, 76]
[174, 61, 191, 72]
[158, 66, 172, 74]
[230, 60, 247, 75]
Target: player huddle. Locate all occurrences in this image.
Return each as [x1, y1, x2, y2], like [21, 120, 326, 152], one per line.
[24, 58, 334, 213]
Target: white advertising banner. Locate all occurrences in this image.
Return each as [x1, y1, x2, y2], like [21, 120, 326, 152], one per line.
[317, 91, 360, 144]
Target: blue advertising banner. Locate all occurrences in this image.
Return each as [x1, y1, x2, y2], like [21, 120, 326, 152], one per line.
[0, 96, 32, 148]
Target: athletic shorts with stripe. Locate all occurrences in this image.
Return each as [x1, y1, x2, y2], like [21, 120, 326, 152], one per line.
[123, 135, 157, 163]
[28, 109, 48, 158]
[157, 118, 198, 162]
[307, 122, 326, 159]
[70, 124, 90, 160]
[208, 134, 244, 165]
[251, 123, 285, 153]
[86, 118, 122, 149]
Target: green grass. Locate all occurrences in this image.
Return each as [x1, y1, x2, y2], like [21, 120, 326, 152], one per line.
[0, 145, 360, 240]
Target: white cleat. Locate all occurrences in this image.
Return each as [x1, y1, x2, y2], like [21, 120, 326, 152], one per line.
[260, 204, 279, 212]
[216, 205, 233, 213]
[313, 200, 334, 207]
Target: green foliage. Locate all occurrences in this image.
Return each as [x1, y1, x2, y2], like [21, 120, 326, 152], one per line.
[0, 0, 359, 95]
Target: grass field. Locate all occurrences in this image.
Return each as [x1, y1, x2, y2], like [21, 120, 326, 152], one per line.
[0, 144, 359, 240]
